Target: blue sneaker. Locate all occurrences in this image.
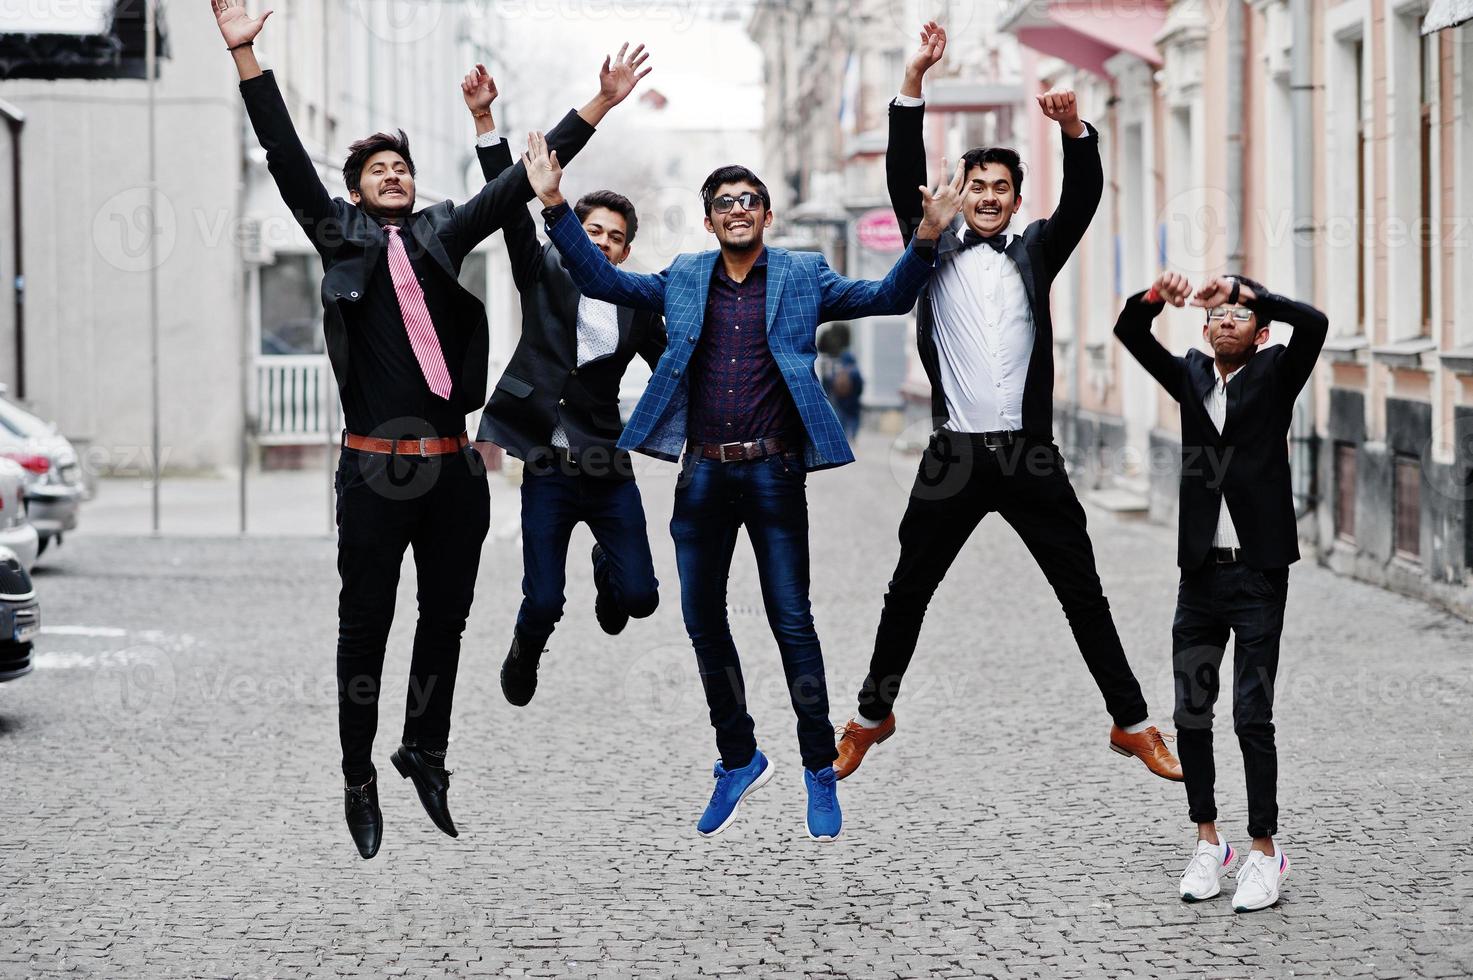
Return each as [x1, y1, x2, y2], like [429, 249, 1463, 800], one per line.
[697, 750, 774, 837]
[804, 766, 842, 841]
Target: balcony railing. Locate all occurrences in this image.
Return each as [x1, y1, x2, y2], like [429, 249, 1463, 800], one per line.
[253, 355, 335, 446]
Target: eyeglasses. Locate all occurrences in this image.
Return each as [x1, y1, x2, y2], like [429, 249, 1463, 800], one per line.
[710, 192, 763, 214]
[1205, 306, 1254, 323]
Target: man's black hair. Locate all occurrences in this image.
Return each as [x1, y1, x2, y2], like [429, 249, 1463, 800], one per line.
[343, 130, 415, 194]
[700, 165, 771, 216]
[575, 190, 639, 244]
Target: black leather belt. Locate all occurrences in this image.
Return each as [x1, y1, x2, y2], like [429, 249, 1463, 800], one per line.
[1211, 547, 1243, 564]
[690, 436, 792, 463]
[974, 430, 1019, 451]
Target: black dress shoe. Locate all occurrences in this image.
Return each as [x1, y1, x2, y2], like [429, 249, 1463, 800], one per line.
[500, 633, 543, 707]
[344, 778, 382, 859]
[592, 543, 629, 636]
[390, 744, 458, 838]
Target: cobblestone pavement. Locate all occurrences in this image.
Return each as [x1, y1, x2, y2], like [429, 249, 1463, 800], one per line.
[3, 435, 1471, 978]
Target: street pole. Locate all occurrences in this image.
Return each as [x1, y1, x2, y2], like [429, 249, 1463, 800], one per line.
[146, 0, 161, 535]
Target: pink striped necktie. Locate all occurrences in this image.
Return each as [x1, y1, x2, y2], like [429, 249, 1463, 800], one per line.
[382, 224, 453, 400]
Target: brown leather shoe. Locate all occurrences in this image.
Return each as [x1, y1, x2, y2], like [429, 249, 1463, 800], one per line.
[834, 714, 897, 780]
[1109, 724, 1184, 781]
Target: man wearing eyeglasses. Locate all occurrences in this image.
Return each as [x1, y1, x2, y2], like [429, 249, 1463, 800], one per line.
[521, 134, 959, 842]
[1113, 271, 1328, 913]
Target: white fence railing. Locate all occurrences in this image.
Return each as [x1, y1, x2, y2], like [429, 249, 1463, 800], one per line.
[254, 355, 334, 446]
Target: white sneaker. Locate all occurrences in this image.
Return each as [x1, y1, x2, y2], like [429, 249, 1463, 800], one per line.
[1179, 837, 1236, 901]
[1232, 848, 1289, 912]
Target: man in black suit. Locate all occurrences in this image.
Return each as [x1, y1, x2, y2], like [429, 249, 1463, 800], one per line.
[1113, 271, 1327, 912]
[458, 64, 665, 706]
[212, 0, 649, 859]
[834, 22, 1182, 783]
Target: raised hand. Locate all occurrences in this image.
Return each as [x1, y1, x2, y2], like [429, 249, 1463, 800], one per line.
[211, 0, 272, 49]
[907, 21, 947, 80]
[598, 42, 652, 108]
[1151, 271, 1192, 307]
[1191, 276, 1256, 308]
[1036, 88, 1083, 137]
[916, 158, 966, 240]
[461, 63, 498, 116]
[522, 131, 564, 207]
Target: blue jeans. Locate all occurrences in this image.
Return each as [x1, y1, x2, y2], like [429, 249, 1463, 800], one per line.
[517, 470, 660, 648]
[670, 452, 837, 773]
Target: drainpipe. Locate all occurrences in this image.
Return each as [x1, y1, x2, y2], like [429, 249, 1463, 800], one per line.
[0, 99, 23, 400]
[1290, 0, 1319, 522]
[1225, 0, 1244, 271]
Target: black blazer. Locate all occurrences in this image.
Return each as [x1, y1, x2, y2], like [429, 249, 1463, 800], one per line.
[239, 70, 596, 416]
[473, 140, 666, 479]
[1113, 290, 1328, 570]
[886, 99, 1103, 439]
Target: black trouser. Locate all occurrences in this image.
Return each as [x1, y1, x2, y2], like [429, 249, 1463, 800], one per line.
[1172, 561, 1288, 839]
[857, 430, 1149, 728]
[335, 445, 490, 785]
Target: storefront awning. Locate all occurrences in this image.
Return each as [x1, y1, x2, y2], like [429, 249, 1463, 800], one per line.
[999, 0, 1168, 77]
[1422, 0, 1473, 33]
[0, 0, 168, 80]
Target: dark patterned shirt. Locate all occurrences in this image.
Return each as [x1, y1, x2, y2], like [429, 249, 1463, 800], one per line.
[687, 249, 802, 445]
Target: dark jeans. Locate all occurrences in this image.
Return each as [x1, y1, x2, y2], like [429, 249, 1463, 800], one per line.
[1172, 561, 1288, 839]
[516, 467, 660, 649]
[857, 430, 1149, 728]
[670, 452, 837, 773]
[335, 445, 489, 785]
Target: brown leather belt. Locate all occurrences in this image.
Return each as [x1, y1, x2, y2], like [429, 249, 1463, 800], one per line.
[342, 431, 469, 457]
[689, 436, 792, 463]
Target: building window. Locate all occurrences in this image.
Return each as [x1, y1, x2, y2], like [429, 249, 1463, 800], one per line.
[1394, 453, 1421, 560]
[260, 254, 324, 356]
[1335, 443, 1357, 541]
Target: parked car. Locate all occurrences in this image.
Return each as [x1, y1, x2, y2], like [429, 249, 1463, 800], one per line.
[0, 385, 84, 556]
[0, 458, 39, 571]
[0, 545, 39, 682]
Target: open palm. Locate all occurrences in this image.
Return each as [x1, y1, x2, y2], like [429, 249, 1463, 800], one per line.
[211, 0, 272, 48]
[598, 42, 652, 106]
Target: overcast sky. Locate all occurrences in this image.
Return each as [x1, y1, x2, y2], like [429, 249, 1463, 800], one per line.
[497, 0, 763, 132]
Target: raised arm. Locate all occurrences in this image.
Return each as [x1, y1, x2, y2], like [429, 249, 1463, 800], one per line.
[1113, 272, 1191, 402]
[1193, 276, 1329, 398]
[820, 159, 956, 320]
[1034, 89, 1103, 273]
[445, 43, 651, 258]
[526, 131, 669, 312]
[215, 1, 340, 252]
[464, 65, 543, 292]
[886, 22, 946, 244]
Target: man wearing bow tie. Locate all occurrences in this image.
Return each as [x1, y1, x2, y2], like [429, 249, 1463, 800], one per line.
[834, 22, 1182, 785]
[213, 0, 649, 859]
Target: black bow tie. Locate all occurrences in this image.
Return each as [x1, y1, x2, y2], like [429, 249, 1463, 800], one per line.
[960, 229, 1009, 253]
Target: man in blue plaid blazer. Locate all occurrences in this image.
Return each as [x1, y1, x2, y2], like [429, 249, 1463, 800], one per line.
[524, 132, 962, 841]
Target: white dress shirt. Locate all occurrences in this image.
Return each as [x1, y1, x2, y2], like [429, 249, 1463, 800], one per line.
[551, 295, 621, 449]
[893, 92, 1089, 434]
[929, 227, 1034, 433]
[1205, 365, 1244, 548]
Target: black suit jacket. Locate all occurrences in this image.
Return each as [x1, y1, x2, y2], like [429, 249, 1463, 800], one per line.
[473, 140, 666, 479]
[239, 70, 596, 416]
[1113, 290, 1328, 570]
[886, 100, 1103, 439]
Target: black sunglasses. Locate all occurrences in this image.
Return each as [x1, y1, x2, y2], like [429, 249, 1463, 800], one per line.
[710, 192, 764, 214]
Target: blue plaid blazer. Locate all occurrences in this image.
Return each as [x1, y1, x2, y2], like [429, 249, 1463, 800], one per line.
[545, 205, 935, 470]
